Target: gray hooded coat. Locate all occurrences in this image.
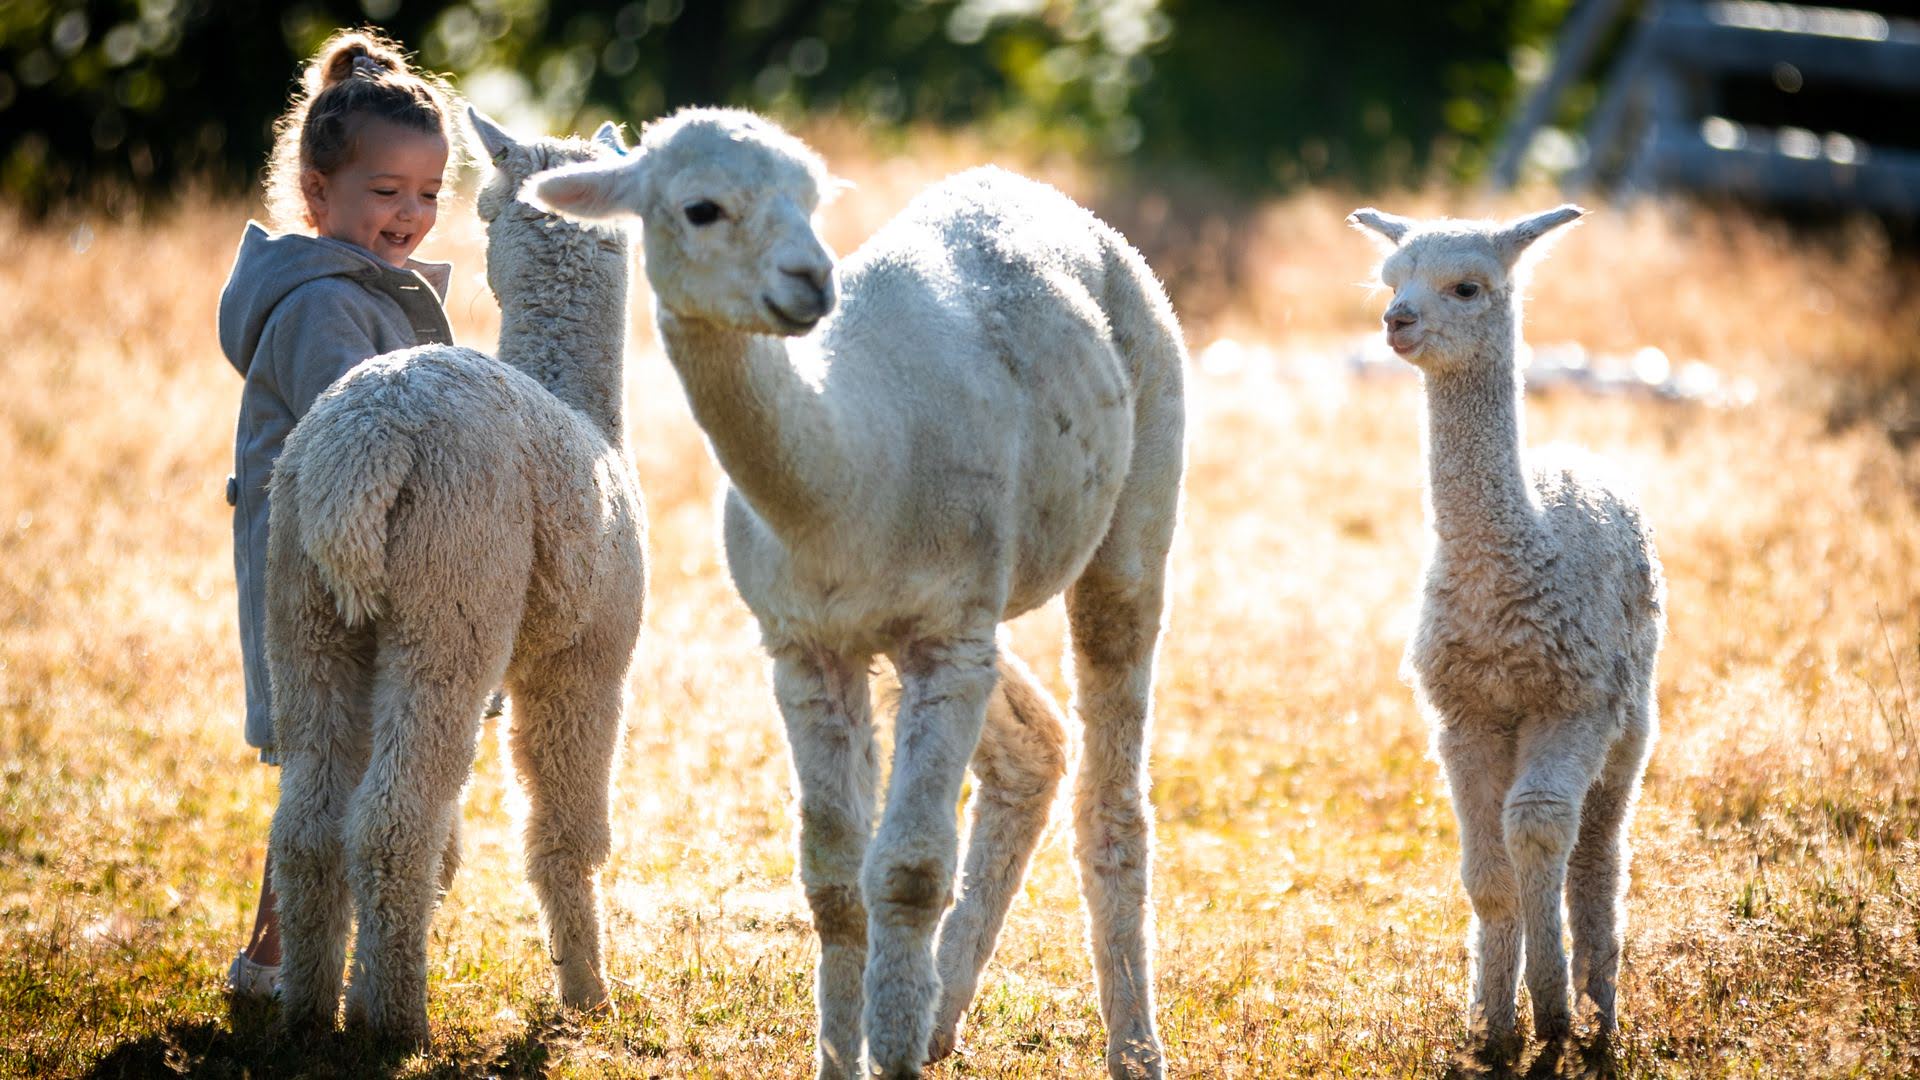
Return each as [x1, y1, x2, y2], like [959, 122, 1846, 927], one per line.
[218, 222, 453, 760]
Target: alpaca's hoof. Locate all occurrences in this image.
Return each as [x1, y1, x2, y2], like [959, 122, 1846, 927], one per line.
[275, 1002, 337, 1042]
[272, 978, 334, 1035]
[1579, 1026, 1620, 1075]
[814, 1059, 861, 1080]
[1526, 1031, 1578, 1076]
[924, 1023, 960, 1064]
[925, 983, 972, 1064]
[1585, 1002, 1619, 1041]
[1464, 1010, 1521, 1064]
[866, 1038, 926, 1079]
[1479, 1031, 1523, 1066]
[564, 985, 618, 1019]
[555, 960, 609, 1010]
[1106, 1029, 1164, 1080]
[1533, 1011, 1572, 1044]
[343, 995, 430, 1053]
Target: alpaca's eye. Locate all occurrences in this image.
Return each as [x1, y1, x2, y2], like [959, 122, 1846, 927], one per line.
[683, 200, 723, 226]
[1452, 281, 1481, 299]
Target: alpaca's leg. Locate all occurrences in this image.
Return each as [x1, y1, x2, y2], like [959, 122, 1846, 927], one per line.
[273, 744, 366, 1033]
[1505, 714, 1614, 1042]
[927, 649, 1068, 1062]
[1058, 328, 1181, 1080]
[507, 638, 631, 1010]
[267, 543, 375, 1034]
[775, 648, 878, 1080]
[341, 646, 497, 1049]
[863, 635, 998, 1079]
[1568, 696, 1654, 1034]
[1066, 567, 1171, 1080]
[437, 812, 461, 898]
[1436, 723, 1521, 1046]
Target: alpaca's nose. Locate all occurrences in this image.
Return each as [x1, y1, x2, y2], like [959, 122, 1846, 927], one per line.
[784, 264, 830, 294]
[782, 266, 835, 316]
[1385, 309, 1418, 333]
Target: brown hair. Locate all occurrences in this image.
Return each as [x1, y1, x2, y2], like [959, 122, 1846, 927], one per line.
[262, 28, 462, 231]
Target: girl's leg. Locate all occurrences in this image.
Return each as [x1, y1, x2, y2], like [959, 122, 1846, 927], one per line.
[244, 850, 283, 965]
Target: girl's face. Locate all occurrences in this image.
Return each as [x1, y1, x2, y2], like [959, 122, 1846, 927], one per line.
[303, 119, 449, 267]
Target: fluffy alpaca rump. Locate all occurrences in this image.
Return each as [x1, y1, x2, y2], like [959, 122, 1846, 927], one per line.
[533, 111, 1186, 1079]
[1351, 205, 1664, 1050]
[265, 114, 646, 1048]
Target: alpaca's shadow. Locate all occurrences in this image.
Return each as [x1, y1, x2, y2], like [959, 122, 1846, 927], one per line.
[412, 1012, 567, 1080]
[82, 995, 281, 1080]
[1441, 1033, 1618, 1080]
[81, 994, 568, 1079]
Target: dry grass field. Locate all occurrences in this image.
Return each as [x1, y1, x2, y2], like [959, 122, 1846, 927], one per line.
[3, 124, 1918, 1078]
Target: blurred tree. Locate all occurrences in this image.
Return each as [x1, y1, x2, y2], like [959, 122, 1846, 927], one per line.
[438, 0, 1168, 157]
[1136, 1, 1572, 188]
[0, 0, 444, 213]
[0, 0, 1566, 213]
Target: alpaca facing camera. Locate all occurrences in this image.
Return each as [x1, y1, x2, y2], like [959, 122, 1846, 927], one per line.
[1352, 205, 1663, 1049]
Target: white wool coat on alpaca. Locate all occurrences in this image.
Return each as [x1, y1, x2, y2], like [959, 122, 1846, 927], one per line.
[715, 167, 1184, 1080]
[264, 121, 644, 1049]
[217, 224, 452, 758]
[1411, 439, 1664, 726]
[716, 166, 1178, 651]
[1353, 205, 1663, 1045]
[531, 116, 1185, 1079]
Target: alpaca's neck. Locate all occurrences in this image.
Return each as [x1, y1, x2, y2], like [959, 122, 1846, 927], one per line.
[497, 244, 629, 448]
[1421, 335, 1538, 553]
[656, 311, 847, 538]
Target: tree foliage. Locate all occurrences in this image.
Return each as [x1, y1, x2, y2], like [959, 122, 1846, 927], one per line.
[0, 0, 1567, 212]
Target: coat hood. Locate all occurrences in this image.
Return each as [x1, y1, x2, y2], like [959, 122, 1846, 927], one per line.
[217, 222, 453, 376]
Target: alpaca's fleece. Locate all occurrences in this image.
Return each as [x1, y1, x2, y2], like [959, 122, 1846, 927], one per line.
[1353, 205, 1664, 1047]
[533, 113, 1186, 1079]
[265, 115, 646, 1049]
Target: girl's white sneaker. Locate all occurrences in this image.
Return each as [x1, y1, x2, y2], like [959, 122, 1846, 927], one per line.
[226, 952, 281, 998]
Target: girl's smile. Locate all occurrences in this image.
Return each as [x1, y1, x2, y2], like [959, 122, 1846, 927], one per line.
[303, 119, 449, 267]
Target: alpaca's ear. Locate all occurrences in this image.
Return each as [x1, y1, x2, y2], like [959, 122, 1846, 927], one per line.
[592, 120, 630, 156]
[1496, 204, 1586, 264]
[526, 155, 649, 221]
[824, 174, 857, 204]
[1347, 207, 1413, 248]
[469, 107, 520, 167]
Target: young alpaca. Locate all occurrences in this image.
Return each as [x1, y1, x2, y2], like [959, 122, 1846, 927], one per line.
[532, 111, 1185, 1079]
[1350, 206, 1663, 1049]
[266, 112, 646, 1048]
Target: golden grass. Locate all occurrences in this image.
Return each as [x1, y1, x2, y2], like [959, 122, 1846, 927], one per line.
[2, 126, 1917, 1077]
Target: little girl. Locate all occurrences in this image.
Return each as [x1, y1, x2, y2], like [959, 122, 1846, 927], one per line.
[216, 27, 460, 995]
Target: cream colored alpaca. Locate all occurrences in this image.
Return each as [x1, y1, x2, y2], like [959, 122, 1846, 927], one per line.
[532, 110, 1186, 1079]
[1351, 206, 1663, 1052]
[266, 113, 645, 1048]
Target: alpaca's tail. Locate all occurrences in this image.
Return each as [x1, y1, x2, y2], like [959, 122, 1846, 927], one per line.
[276, 383, 418, 627]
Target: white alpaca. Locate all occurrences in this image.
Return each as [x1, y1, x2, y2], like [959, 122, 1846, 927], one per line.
[266, 113, 645, 1048]
[531, 110, 1186, 1079]
[1350, 206, 1664, 1048]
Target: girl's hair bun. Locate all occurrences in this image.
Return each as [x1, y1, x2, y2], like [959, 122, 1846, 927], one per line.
[312, 31, 408, 93]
